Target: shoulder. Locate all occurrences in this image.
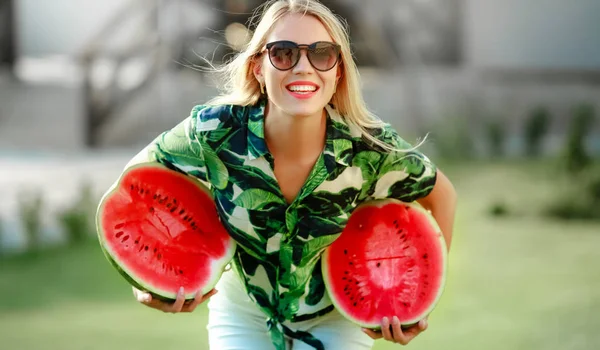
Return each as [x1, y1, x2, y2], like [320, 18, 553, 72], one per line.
[190, 104, 244, 130]
[188, 103, 253, 141]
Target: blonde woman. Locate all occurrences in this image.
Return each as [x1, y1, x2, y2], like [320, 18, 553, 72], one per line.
[124, 0, 457, 349]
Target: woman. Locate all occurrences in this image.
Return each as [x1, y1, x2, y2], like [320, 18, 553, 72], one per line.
[124, 0, 457, 349]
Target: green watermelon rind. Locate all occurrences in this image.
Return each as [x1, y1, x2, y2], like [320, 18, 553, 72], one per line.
[321, 199, 448, 330]
[96, 161, 236, 302]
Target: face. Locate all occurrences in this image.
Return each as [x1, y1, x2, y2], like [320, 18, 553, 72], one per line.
[253, 13, 341, 119]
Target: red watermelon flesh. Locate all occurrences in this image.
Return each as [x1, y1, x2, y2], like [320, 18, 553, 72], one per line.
[322, 199, 447, 329]
[96, 162, 235, 301]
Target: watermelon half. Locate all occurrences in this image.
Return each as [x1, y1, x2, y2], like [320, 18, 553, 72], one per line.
[96, 162, 235, 302]
[322, 199, 448, 329]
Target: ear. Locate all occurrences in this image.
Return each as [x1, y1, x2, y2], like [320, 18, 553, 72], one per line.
[252, 55, 264, 84]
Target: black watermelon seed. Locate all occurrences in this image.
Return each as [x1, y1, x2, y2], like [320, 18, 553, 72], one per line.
[355, 281, 359, 285]
[376, 262, 381, 267]
[423, 254, 428, 259]
[153, 194, 158, 199]
[183, 215, 189, 221]
[179, 270, 183, 274]
[344, 249, 348, 255]
[179, 209, 185, 215]
[134, 239, 139, 244]
[149, 207, 155, 213]
[157, 254, 162, 260]
[167, 203, 171, 208]
[154, 248, 157, 253]
[144, 246, 148, 251]
[353, 302, 357, 307]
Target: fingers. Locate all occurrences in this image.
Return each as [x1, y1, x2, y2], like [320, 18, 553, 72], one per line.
[381, 317, 394, 341]
[133, 286, 218, 314]
[361, 328, 383, 340]
[133, 286, 152, 304]
[363, 317, 428, 345]
[389, 317, 428, 345]
[167, 287, 186, 313]
[181, 288, 218, 313]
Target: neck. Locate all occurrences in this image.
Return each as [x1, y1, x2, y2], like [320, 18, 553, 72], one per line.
[264, 103, 327, 162]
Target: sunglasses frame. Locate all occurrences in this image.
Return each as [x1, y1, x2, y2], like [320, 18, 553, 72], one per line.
[264, 40, 342, 72]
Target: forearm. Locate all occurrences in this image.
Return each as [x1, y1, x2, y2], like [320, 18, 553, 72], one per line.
[417, 170, 457, 251]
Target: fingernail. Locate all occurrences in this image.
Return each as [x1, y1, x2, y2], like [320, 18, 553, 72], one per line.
[179, 286, 184, 295]
[361, 328, 367, 333]
[382, 317, 389, 324]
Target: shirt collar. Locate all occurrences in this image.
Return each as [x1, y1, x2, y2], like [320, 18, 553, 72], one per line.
[245, 100, 357, 168]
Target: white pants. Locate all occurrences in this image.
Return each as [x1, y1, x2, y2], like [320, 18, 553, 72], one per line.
[206, 270, 375, 350]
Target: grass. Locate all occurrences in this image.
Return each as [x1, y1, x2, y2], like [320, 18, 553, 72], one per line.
[1, 159, 600, 350]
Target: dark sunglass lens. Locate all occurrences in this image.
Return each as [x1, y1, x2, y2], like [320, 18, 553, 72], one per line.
[309, 43, 339, 70]
[269, 42, 299, 70]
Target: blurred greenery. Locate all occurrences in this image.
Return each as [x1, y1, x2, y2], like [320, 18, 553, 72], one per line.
[58, 181, 98, 245]
[17, 189, 44, 251]
[564, 103, 596, 174]
[1, 159, 600, 350]
[485, 120, 506, 159]
[524, 107, 551, 158]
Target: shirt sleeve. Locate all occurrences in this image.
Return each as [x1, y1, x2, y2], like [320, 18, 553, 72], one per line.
[367, 126, 437, 202]
[121, 105, 211, 187]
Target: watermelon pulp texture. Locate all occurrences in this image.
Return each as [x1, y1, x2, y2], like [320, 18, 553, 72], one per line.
[322, 199, 447, 329]
[96, 162, 235, 301]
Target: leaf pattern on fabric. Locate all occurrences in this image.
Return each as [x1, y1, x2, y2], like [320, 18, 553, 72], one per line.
[129, 100, 437, 350]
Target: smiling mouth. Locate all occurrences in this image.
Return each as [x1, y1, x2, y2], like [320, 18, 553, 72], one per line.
[286, 85, 319, 94]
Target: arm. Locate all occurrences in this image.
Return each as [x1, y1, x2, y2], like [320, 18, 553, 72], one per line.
[416, 169, 457, 251]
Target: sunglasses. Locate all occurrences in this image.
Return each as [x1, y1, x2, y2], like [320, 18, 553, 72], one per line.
[264, 40, 342, 72]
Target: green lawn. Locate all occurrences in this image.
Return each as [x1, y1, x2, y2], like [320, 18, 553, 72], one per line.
[1, 160, 599, 350]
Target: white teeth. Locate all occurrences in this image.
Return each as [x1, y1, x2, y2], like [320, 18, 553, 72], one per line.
[288, 85, 317, 92]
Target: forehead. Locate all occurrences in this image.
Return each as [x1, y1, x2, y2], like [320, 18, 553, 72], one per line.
[267, 13, 334, 44]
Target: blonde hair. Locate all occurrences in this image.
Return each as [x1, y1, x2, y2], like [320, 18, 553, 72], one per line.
[204, 0, 420, 152]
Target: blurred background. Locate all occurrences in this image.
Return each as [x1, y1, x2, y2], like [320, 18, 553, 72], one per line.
[1, 0, 599, 349]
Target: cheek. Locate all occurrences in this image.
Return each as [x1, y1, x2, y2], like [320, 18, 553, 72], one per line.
[264, 70, 287, 91]
[320, 73, 338, 93]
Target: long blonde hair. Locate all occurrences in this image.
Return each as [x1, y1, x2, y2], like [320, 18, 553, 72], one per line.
[204, 0, 417, 151]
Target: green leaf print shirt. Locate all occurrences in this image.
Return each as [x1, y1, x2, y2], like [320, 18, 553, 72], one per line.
[130, 98, 437, 349]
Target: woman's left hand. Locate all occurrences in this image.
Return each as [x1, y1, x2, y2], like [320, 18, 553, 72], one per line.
[362, 316, 428, 345]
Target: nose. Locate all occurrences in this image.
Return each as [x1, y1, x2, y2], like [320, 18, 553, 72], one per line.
[292, 50, 313, 74]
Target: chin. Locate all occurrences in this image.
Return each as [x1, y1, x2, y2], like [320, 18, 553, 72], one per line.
[280, 98, 328, 118]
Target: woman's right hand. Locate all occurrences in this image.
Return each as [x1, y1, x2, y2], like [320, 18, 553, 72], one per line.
[133, 286, 218, 313]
